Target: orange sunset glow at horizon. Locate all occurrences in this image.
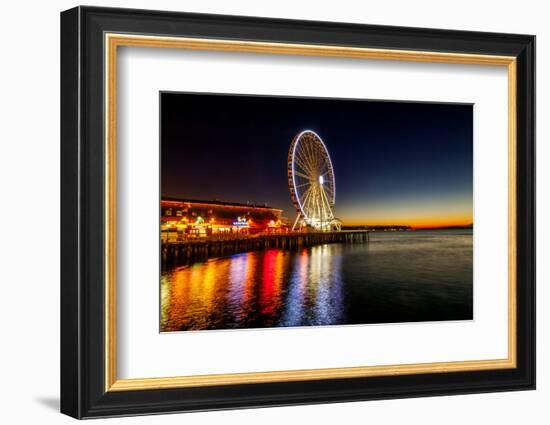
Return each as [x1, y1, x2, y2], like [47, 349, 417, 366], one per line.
[335, 197, 473, 229]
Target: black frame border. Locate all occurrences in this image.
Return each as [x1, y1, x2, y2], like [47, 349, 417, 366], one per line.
[61, 6, 535, 419]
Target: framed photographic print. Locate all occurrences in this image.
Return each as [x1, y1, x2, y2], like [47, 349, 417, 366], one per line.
[60, 6, 535, 419]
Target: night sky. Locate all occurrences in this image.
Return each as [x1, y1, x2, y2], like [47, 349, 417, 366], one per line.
[161, 92, 473, 228]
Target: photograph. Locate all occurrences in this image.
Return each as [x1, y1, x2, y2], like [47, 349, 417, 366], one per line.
[57, 5, 536, 419]
[160, 92, 474, 332]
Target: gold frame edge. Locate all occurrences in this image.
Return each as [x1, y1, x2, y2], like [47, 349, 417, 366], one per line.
[104, 33, 518, 392]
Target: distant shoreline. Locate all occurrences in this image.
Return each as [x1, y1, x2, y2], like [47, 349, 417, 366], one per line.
[415, 225, 473, 230]
[342, 224, 473, 232]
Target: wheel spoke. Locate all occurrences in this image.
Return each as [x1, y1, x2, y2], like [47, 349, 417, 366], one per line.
[296, 144, 316, 176]
[294, 155, 314, 177]
[294, 170, 314, 181]
[300, 186, 314, 215]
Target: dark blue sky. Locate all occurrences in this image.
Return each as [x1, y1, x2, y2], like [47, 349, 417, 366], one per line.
[161, 92, 473, 227]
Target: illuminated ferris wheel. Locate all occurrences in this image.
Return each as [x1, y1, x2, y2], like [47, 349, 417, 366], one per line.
[288, 130, 340, 232]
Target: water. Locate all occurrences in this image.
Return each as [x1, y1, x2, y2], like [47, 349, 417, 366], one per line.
[160, 229, 473, 332]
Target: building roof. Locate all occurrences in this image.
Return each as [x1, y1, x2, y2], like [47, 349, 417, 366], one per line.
[161, 197, 282, 212]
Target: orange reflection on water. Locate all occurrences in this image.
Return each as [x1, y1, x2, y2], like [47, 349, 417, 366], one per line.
[162, 259, 230, 331]
[161, 246, 345, 332]
[162, 232, 473, 331]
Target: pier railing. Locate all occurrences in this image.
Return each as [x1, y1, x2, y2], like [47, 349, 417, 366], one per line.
[161, 230, 369, 267]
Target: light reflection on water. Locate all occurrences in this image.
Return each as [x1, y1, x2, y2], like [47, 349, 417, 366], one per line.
[161, 230, 472, 332]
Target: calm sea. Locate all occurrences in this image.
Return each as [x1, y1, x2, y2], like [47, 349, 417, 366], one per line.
[160, 229, 473, 332]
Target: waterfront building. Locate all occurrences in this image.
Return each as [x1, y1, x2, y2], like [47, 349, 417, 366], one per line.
[161, 197, 288, 241]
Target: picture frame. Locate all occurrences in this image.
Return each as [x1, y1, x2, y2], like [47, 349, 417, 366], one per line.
[60, 5, 535, 419]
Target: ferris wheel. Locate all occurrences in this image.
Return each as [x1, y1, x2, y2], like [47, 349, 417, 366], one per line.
[288, 130, 340, 232]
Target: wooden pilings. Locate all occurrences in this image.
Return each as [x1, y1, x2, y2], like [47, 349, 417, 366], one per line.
[161, 231, 369, 268]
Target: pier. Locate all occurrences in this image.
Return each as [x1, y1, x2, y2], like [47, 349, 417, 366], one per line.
[161, 230, 369, 268]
